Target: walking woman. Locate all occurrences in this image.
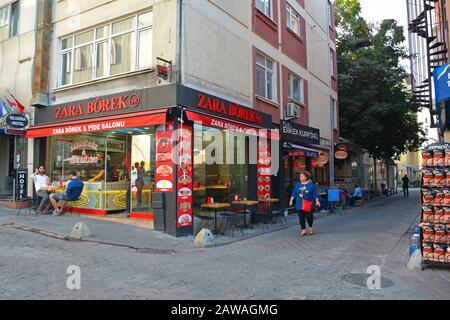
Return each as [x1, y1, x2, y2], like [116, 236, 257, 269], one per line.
[289, 171, 321, 237]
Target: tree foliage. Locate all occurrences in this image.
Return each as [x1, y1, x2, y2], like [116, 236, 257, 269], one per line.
[335, 0, 425, 161]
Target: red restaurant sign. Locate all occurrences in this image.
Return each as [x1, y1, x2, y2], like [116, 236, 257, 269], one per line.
[55, 93, 141, 120]
[26, 111, 166, 138]
[197, 93, 263, 125]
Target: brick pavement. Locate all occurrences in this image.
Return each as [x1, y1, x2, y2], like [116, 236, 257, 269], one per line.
[0, 189, 449, 299]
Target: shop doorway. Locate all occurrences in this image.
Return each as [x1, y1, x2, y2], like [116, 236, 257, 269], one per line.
[130, 129, 156, 217]
[282, 153, 310, 205]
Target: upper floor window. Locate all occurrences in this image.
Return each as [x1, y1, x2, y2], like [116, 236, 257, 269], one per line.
[256, 52, 277, 102]
[0, 1, 19, 42]
[256, 0, 272, 19]
[288, 72, 304, 105]
[59, 11, 153, 87]
[331, 98, 337, 129]
[327, 1, 333, 29]
[286, 4, 301, 37]
[329, 48, 335, 78]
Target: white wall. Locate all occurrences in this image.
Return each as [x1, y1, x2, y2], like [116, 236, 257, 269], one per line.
[49, 0, 177, 105]
[182, 0, 337, 143]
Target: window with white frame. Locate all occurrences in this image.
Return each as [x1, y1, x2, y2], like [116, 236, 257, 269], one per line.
[327, 1, 333, 28]
[286, 4, 301, 37]
[288, 72, 304, 105]
[256, 0, 272, 19]
[331, 98, 337, 129]
[329, 48, 335, 78]
[0, 1, 19, 42]
[256, 53, 277, 102]
[59, 11, 153, 87]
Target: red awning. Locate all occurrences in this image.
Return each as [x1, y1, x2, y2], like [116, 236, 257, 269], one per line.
[26, 109, 167, 138]
[185, 111, 279, 140]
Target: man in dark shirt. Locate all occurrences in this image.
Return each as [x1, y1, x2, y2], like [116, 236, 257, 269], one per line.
[49, 170, 84, 215]
[402, 175, 410, 197]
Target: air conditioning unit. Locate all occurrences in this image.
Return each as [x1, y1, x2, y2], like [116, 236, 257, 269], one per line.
[285, 103, 300, 119]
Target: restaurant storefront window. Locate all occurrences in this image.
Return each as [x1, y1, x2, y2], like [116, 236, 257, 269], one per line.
[193, 124, 251, 211]
[45, 127, 157, 215]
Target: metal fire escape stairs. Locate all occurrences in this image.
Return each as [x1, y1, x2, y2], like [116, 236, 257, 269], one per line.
[408, 0, 448, 128]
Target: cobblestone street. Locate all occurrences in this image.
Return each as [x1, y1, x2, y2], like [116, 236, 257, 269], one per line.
[0, 189, 449, 300]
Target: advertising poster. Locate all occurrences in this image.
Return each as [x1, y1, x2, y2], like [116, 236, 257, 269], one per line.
[177, 125, 193, 228]
[155, 122, 174, 192]
[257, 140, 271, 212]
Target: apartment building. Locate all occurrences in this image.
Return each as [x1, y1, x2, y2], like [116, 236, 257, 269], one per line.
[407, 0, 450, 142]
[0, 0, 37, 200]
[24, 0, 338, 237]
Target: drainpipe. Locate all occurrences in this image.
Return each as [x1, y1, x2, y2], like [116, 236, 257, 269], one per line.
[30, 0, 52, 108]
[177, 0, 184, 84]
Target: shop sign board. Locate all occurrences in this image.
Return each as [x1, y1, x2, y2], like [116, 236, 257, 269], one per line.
[15, 168, 28, 201]
[314, 153, 329, 167]
[155, 122, 175, 192]
[27, 112, 166, 138]
[433, 62, 450, 104]
[176, 124, 193, 228]
[54, 92, 141, 121]
[6, 114, 28, 128]
[280, 121, 320, 145]
[257, 141, 271, 212]
[178, 86, 273, 128]
[335, 151, 348, 160]
[335, 143, 348, 160]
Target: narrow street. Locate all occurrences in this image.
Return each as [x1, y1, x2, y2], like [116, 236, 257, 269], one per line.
[0, 189, 448, 300]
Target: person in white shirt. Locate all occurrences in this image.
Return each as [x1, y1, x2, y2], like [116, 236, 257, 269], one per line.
[31, 165, 51, 213]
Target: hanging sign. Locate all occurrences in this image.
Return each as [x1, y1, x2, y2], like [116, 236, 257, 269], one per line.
[15, 168, 28, 201]
[155, 122, 175, 192]
[177, 125, 193, 228]
[433, 63, 450, 104]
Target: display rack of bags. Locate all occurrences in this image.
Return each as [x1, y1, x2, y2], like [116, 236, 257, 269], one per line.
[420, 143, 450, 267]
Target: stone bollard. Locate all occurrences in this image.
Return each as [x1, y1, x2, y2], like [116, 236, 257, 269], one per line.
[70, 222, 92, 240]
[194, 228, 215, 247]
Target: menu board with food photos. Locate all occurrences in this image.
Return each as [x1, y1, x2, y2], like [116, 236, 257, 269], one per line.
[420, 143, 450, 266]
[177, 125, 193, 228]
[257, 140, 271, 211]
[155, 122, 175, 192]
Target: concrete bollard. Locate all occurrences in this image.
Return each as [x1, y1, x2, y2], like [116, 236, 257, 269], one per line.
[70, 222, 92, 240]
[194, 228, 215, 247]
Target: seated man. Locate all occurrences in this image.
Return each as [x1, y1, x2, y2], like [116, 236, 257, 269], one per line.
[49, 170, 84, 216]
[349, 185, 363, 207]
[30, 165, 51, 214]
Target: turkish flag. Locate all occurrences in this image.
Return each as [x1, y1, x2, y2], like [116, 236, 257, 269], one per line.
[7, 91, 25, 114]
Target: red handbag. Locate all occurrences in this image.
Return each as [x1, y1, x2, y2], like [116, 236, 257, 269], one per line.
[301, 189, 313, 213]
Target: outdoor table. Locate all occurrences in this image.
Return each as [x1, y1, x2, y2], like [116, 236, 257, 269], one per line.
[257, 198, 279, 203]
[200, 203, 230, 234]
[232, 200, 258, 228]
[206, 185, 230, 203]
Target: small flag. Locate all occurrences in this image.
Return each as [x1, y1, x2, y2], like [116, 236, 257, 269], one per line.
[0, 99, 9, 116]
[2, 98, 16, 113]
[7, 90, 25, 114]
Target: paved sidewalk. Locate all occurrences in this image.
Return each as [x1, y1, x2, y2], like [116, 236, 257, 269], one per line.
[1, 189, 448, 299]
[0, 208, 195, 252]
[0, 193, 393, 251]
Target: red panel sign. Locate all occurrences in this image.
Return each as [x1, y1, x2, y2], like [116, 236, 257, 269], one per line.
[177, 125, 193, 228]
[55, 92, 141, 120]
[155, 122, 175, 192]
[26, 112, 166, 138]
[257, 140, 271, 212]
